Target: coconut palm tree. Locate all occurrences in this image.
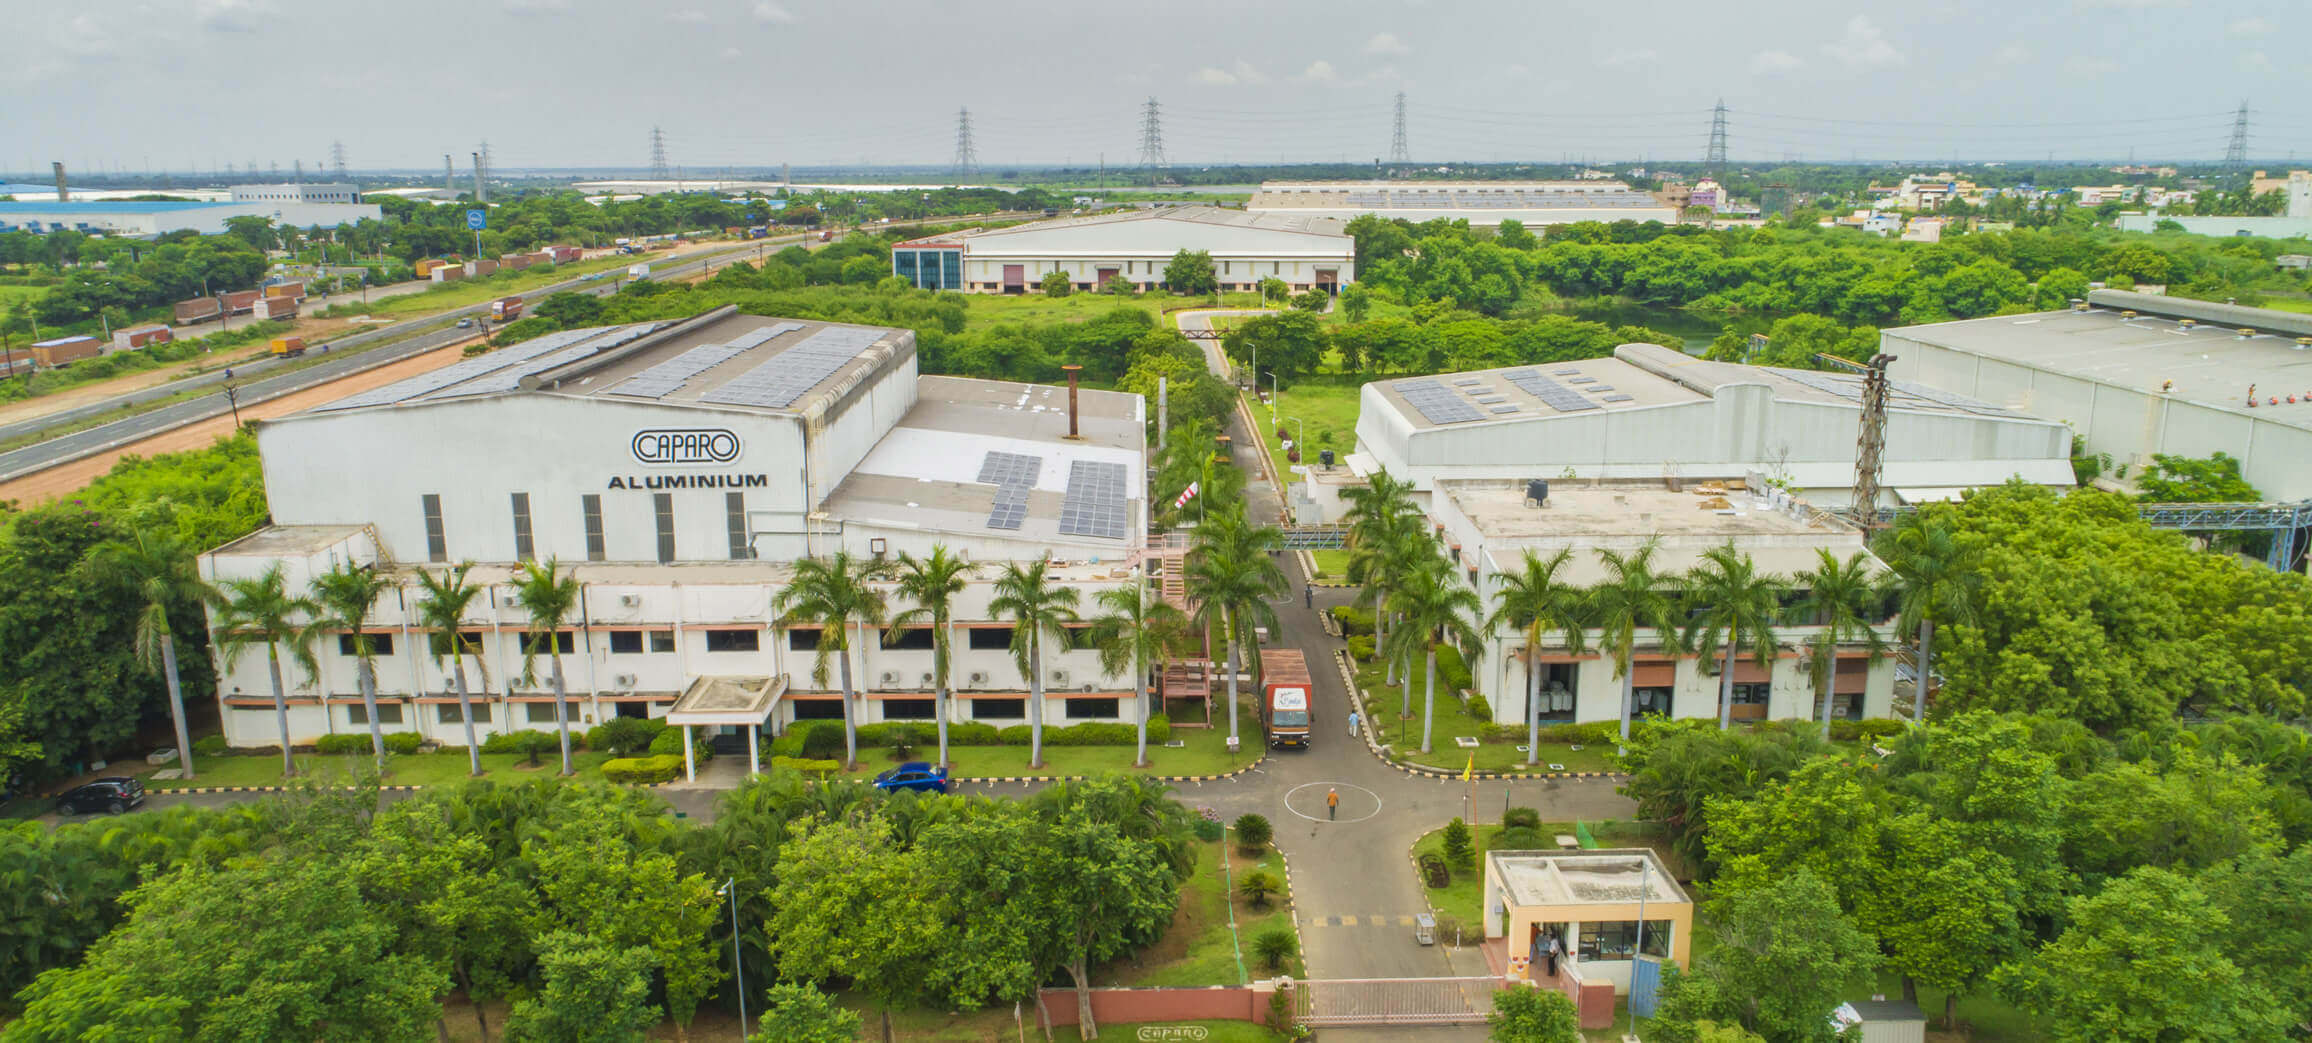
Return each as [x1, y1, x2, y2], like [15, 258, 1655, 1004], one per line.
[1681, 542, 1788, 730]
[511, 558, 583, 776]
[1183, 505, 1287, 748]
[312, 561, 398, 770]
[888, 545, 972, 770]
[1587, 541, 1683, 744]
[209, 563, 321, 778]
[989, 559, 1081, 769]
[772, 551, 891, 769]
[1384, 555, 1483, 754]
[1088, 570, 1189, 767]
[1882, 515, 1980, 713]
[1341, 469, 1421, 688]
[415, 563, 491, 775]
[1794, 548, 1890, 739]
[1485, 547, 1590, 766]
[86, 518, 211, 779]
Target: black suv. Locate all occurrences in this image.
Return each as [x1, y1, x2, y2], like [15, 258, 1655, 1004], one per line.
[54, 777, 146, 816]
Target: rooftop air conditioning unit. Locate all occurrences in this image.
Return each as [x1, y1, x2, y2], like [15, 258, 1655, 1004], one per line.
[619, 595, 640, 607]
[879, 671, 901, 687]
[968, 671, 989, 685]
[1050, 669, 1070, 687]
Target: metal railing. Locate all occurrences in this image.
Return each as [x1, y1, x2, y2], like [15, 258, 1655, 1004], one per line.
[1293, 976, 1507, 1026]
[1838, 499, 2311, 570]
[1281, 524, 1351, 549]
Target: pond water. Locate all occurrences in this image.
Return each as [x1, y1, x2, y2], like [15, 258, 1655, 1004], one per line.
[1560, 301, 1730, 356]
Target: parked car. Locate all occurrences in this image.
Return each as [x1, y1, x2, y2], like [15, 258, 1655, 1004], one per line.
[54, 777, 146, 816]
[870, 762, 949, 794]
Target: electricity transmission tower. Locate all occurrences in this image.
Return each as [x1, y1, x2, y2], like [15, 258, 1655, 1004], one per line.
[952, 108, 980, 179]
[2225, 100, 2250, 166]
[1390, 92, 1410, 165]
[476, 141, 492, 202]
[1705, 99, 1729, 172]
[330, 141, 348, 180]
[649, 127, 671, 180]
[1136, 98, 1166, 168]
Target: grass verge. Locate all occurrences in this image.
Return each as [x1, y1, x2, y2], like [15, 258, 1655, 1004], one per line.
[316, 254, 640, 318]
[834, 723, 1255, 780]
[142, 749, 619, 790]
[1109, 837, 1302, 987]
[1308, 548, 1352, 581]
[1239, 384, 1362, 488]
[1350, 655, 1617, 775]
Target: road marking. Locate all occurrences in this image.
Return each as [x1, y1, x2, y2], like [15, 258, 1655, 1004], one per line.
[1281, 781, 1382, 823]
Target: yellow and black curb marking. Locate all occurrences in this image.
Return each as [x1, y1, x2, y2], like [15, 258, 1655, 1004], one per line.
[956, 755, 1266, 785]
[147, 784, 429, 795]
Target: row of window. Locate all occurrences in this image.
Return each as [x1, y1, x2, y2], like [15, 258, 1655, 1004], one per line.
[334, 625, 1077, 657]
[344, 697, 1125, 727]
[422, 491, 754, 564]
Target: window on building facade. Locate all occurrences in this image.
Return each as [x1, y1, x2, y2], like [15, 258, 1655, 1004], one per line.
[518, 632, 576, 655]
[649, 630, 676, 653]
[524, 701, 579, 724]
[338, 633, 395, 656]
[422, 494, 447, 562]
[436, 702, 493, 724]
[1633, 687, 1673, 716]
[883, 699, 936, 720]
[1731, 682, 1771, 705]
[609, 631, 644, 654]
[582, 494, 606, 561]
[726, 492, 752, 559]
[967, 626, 1015, 650]
[792, 699, 844, 720]
[428, 631, 484, 657]
[883, 627, 936, 651]
[653, 493, 676, 563]
[787, 628, 821, 651]
[972, 697, 1027, 719]
[704, 629, 760, 653]
[511, 493, 534, 560]
[348, 702, 405, 725]
[1576, 920, 1672, 961]
[1065, 697, 1120, 719]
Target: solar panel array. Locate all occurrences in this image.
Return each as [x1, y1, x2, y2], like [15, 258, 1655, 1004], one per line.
[727, 322, 804, 350]
[1501, 369, 1602, 413]
[1057, 460, 1130, 540]
[607, 322, 806, 399]
[439, 324, 661, 399]
[314, 326, 609, 411]
[699, 326, 883, 409]
[978, 451, 1042, 530]
[1391, 379, 1484, 425]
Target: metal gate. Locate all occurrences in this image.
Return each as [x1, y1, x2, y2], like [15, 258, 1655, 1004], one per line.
[1292, 976, 1506, 1026]
[1629, 955, 1663, 1019]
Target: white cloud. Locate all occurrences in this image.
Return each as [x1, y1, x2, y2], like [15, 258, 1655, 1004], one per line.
[751, 2, 795, 23]
[2227, 16, 2271, 35]
[1990, 43, 2031, 65]
[196, 0, 272, 31]
[2239, 50, 2272, 71]
[1193, 60, 1267, 86]
[1750, 50, 1802, 74]
[672, 9, 708, 22]
[720, 46, 741, 60]
[1503, 63, 1531, 79]
[2062, 55, 2121, 76]
[2072, 0, 2181, 8]
[1600, 48, 1658, 69]
[1297, 60, 1338, 84]
[1193, 66, 1238, 85]
[1364, 32, 1409, 56]
[1825, 15, 1903, 69]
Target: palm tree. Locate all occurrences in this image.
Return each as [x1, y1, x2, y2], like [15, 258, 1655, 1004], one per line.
[415, 563, 491, 775]
[772, 551, 891, 769]
[1882, 515, 1981, 713]
[1341, 469, 1421, 688]
[989, 560, 1081, 769]
[1486, 548, 1589, 766]
[1183, 505, 1286, 748]
[1088, 570, 1189, 767]
[86, 519, 211, 780]
[312, 561, 397, 770]
[1794, 549, 1890, 739]
[1681, 543, 1788, 730]
[210, 564, 321, 778]
[888, 546, 972, 770]
[511, 558, 582, 776]
[1587, 541, 1683, 744]
[1385, 555, 1483, 754]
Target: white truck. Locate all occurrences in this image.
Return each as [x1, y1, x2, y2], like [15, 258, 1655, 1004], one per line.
[626, 263, 652, 281]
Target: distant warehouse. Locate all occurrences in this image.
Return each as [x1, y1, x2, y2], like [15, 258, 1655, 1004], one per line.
[892, 206, 1353, 294]
[0, 183, 380, 237]
[1247, 180, 1679, 227]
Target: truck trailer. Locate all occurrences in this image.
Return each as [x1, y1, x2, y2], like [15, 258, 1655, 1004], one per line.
[269, 337, 306, 358]
[489, 296, 524, 321]
[29, 336, 101, 367]
[626, 263, 652, 281]
[1259, 648, 1314, 748]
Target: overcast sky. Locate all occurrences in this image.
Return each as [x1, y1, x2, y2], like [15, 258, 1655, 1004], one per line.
[6, 0, 2307, 176]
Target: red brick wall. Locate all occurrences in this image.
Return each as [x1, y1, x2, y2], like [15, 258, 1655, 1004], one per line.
[1036, 986, 1258, 1028]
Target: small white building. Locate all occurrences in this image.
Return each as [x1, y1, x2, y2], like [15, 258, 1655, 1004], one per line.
[893, 206, 1353, 294]
[1247, 180, 1676, 227]
[229, 183, 362, 205]
[201, 308, 1153, 758]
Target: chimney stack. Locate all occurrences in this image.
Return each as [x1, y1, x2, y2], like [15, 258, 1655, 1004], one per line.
[1061, 364, 1082, 439]
[51, 162, 68, 202]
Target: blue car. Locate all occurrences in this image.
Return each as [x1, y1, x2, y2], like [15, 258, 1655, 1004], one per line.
[872, 761, 949, 794]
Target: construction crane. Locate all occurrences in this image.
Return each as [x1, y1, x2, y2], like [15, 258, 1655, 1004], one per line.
[1815, 352, 1897, 529]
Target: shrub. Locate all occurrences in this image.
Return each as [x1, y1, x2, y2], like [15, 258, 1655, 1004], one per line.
[1429, 912, 1471, 946]
[1418, 853, 1450, 888]
[1040, 270, 1072, 296]
[383, 732, 424, 756]
[883, 723, 919, 759]
[1830, 718, 1907, 742]
[192, 734, 230, 758]
[648, 726, 711, 762]
[1329, 605, 1374, 635]
[1252, 926, 1298, 970]
[315, 733, 368, 755]
[997, 725, 1034, 746]
[1478, 723, 1523, 744]
[480, 729, 560, 765]
[1503, 806, 1542, 830]
[1489, 982, 1582, 1042]
[770, 756, 839, 779]
[586, 717, 665, 757]
[1435, 644, 1474, 694]
[799, 721, 848, 760]
[947, 722, 1001, 746]
[1234, 813, 1274, 852]
[1464, 694, 1492, 722]
[1146, 714, 1171, 744]
[1193, 816, 1225, 842]
[1239, 869, 1282, 909]
[1347, 636, 1375, 661]
[1538, 721, 1620, 746]
[601, 754, 683, 785]
[1494, 826, 1549, 851]
[1442, 817, 1474, 870]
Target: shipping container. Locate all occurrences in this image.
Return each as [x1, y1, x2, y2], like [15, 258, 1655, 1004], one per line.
[264, 281, 304, 299]
[30, 336, 102, 367]
[114, 325, 173, 351]
[465, 259, 499, 278]
[174, 298, 222, 324]
[270, 337, 306, 358]
[431, 265, 465, 283]
[1259, 649, 1314, 748]
[221, 290, 261, 314]
[252, 296, 298, 320]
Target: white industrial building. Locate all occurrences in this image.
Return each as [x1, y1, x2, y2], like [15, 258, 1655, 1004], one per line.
[1247, 181, 1678, 227]
[0, 197, 382, 237]
[229, 182, 362, 204]
[892, 206, 1353, 293]
[1318, 342, 2079, 730]
[1886, 289, 2312, 502]
[200, 307, 1152, 767]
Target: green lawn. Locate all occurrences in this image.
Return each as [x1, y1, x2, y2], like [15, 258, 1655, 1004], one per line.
[962, 290, 1264, 325]
[1240, 383, 1364, 491]
[1308, 549, 1352, 581]
[144, 749, 619, 790]
[2255, 295, 2312, 314]
[1350, 655, 1617, 775]
[1111, 837, 1301, 987]
[832, 722, 1257, 780]
[0, 284, 43, 309]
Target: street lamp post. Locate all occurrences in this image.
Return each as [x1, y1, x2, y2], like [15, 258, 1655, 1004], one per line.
[718, 878, 746, 1033]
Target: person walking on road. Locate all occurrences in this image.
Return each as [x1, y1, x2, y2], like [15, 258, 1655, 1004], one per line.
[1348, 710, 1361, 738]
[1326, 787, 1340, 820]
[1304, 583, 1314, 609]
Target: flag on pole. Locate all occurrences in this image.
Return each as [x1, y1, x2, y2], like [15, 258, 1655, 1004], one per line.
[1173, 481, 1199, 509]
[1462, 752, 1475, 782]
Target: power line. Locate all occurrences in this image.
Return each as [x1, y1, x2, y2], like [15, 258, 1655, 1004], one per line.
[1137, 97, 1167, 168]
[2225, 100, 2250, 166]
[649, 127, 670, 180]
[1704, 98, 1729, 172]
[951, 107, 979, 179]
[1390, 92, 1410, 164]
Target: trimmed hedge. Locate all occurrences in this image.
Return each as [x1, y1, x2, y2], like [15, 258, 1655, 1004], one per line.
[1434, 644, 1473, 695]
[1329, 605, 1374, 636]
[1463, 694, 1492, 721]
[481, 729, 562, 755]
[586, 717, 667, 757]
[1346, 636, 1375, 661]
[192, 735, 230, 758]
[314, 733, 370, 755]
[770, 755, 839, 778]
[383, 732, 424, 756]
[1536, 721, 1622, 746]
[601, 754, 683, 785]
[648, 726, 711, 761]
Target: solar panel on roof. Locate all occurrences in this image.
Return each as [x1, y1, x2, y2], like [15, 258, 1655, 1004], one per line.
[1391, 379, 1485, 425]
[608, 343, 746, 398]
[700, 326, 883, 409]
[1501, 369, 1602, 413]
[980, 451, 1044, 530]
[1057, 460, 1130, 540]
[437, 325, 658, 399]
[1602, 394, 1635, 403]
[725, 322, 804, 350]
[1451, 378, 1481, 386]
[1489, 404, 1521, 414]
[314, 326, 611, 411]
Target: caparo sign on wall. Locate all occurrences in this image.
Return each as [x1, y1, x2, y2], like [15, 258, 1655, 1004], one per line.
[632, 429, 742, 465]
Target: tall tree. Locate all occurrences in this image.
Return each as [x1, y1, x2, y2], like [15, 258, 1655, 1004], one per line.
[503, 931, 660, 1043]
[1087, 573, 1188, 767]
[1486, 548, 1589, 766]
[767, 818, 942, 1043]
[773, 552, 891, 770]
[85, 516, 210, 780]
[1790, 549, 1887, 738]
[1184, 506, 1286, 748]
[988, 560, 1081, 769]
[1586, 541, 1682, 743]
[512, 558, 583, 776]
[1682, 543, 1787, 730]
[414, 564, 491, 776]
[1025, 809, 1185, 1040]
[1881, 514, 1979, 714]
[887, 546, 971, 770]
[356, 798, 540, 1042]
[1386, 555, 1482, 754]
[209, 564, 321, 778]
[1649, 870, 1879, 1043]
[1341, 469, 1421, 689]
[311, 561, 396, 771]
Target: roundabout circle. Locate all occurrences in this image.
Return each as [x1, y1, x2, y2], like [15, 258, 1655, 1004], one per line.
[1281, 781, 1383, 824]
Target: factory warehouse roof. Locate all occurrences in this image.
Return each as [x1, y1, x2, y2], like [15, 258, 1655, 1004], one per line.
[901, 205, 1351, 258]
